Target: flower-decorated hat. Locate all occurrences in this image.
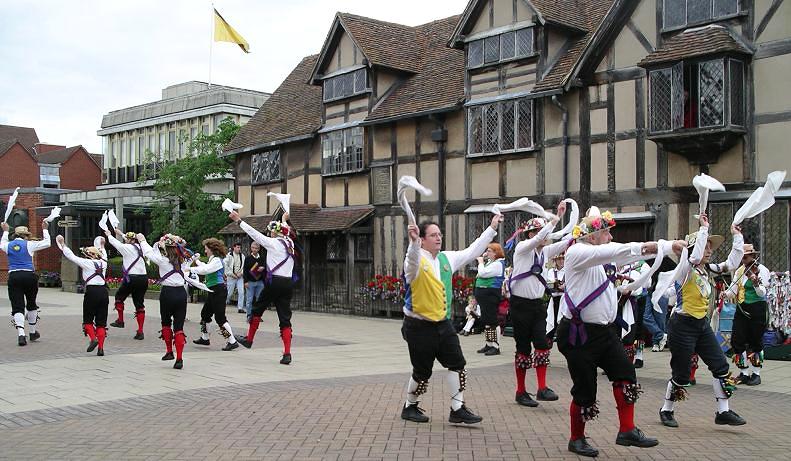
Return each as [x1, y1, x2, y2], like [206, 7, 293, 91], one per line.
[124, 231, 137, 242]
[80, 246, 103, 260]
[572, 206, 616, 239]
[685, 231, 724, 251]
[524, 217, 547, 233]
[267, 220, 291, 237]
[160, 233, 185, 247]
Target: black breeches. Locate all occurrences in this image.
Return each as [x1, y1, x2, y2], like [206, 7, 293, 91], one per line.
[83, 285, 109, 327]
[8, 271, 39, 314]
[201, 285, 228, 325]
[510, 295, 550, 354]
[474, 287, 501, 327]
[159, 286, 187, 331]
[253, 276, 293, 328]
[401, 317, 465, 382]
[731, 301, 768, 355]
[115, 275, 148, 309]
[667, 314, 729, 385]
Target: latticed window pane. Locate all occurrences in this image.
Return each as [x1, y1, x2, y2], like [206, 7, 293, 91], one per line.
[517, 98, 533, 149]
[252, 149, 280, 184]
[672, 62, 685, 129]
[351, 126, 364, 170]
[664, 0, 686, 28]
[501, 100, 515, 151]
[500, 31, 515, 60]
[729, 59, 745, 126]
[467, 214, 488, 246]
[687, 0, 713, 23]
[344, 130, 354, 171]
[714, 0, 738, 16]
[354, 69, 367, 92]
[483, 104, 499, 153]
[333, 77, 344, 100]
[709, 202, 733, 263]
[484, 36, 500, 64]
[516, 28, 533, 56]
[467, 40, 483, 68]
[323, 79, 334, 101]
[326, 235, 344, 261]
[649, 68, 672, 132]
[468, 106, 483, 154]
[762, 201, 789, 271]
[699, 59, 725, 127]
[342, 73, 354, 97]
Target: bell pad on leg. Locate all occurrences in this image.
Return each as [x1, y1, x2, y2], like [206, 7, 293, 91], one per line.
[532, 349, 550, 367]
[515, 352, 533, 369]
[748, 351, 764, 367]
[717, 373, 738, 399]
[668, 379, 689, 402]
[615, 382, 643, 404]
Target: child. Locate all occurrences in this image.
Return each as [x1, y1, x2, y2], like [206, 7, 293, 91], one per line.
[461, 296, 480, 336]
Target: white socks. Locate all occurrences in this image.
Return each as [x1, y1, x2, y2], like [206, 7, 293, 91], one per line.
[26, 310, 38, 334]
[223, 322, 237, 344]
[661, 380, 675, 412]
[201, 322, 213, 340]
[447, 371, 464, 411]
[405, 377, 420, 407]
[748, 364, 761, 376]
[635, 348, 644, 361]
[12, 313, 25, 336]
[463, 318, 474, 333]
[712, 377, 730, 413]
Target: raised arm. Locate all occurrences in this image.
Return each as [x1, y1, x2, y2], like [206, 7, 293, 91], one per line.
[444, 215, 501, 272]
[190, 256, 223, 275]
[105, 233, 125, 252]
[138, 235, 168, 266]
[0, 222, 8, 252]
[708, 228, 744, 274]
[403, 224, 422, 284]
[566, 241, 652, 271]
[514, 220, 557, 257]
[27, 222, 51, 252]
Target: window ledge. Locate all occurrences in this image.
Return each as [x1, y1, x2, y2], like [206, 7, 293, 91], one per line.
[647, 125, 746, 164]
[251, 178, 283, 186]
[466, 146, 539, 159]
[323, 90, 372, 105]
[321, 167, 369, 178]
[661, 12, 748, 35]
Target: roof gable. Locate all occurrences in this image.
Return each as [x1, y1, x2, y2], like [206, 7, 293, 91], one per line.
[0, 139, 38, 163]
[36, 145, 101, 169]
[0, 125, 39, 152]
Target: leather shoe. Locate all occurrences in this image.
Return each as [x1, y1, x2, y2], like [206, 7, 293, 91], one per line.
[133, 331, 144, 340]
[484, 347, 500, 356]
[280, 353, 292, 365]
[745, 374, 761, 386]
[715, 410, 746, 426]
[615, 427, 658, 448]
[97, 348, 104, 357]
[235, 335, 252, 349]
[110, 320, 124, 328]
[173, 359, 183, 370]
[161, 352, 175, 361]
[192, 337, 210, 346]
[222, 341, 239, 351]
[660, 410, 678, 427]
[448, 405, 483, 424]
[18, 336, 27, 346]
[515, 392, 538, 407]
[568, 438, 599, 457]
[536, 387, 559, 401]
[401, 403, 429, 423]
[29, 331, 40, 342]
[86, 339, 99, 352]
[634, 359, 644, 368]
[477, 345, 492, 354]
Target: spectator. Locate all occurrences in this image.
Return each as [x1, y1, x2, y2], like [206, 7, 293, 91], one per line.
[224, 242, 245, 313]
[243, 242, 266, 322]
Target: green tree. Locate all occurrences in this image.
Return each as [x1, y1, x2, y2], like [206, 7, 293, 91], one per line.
[140, 118, 239, 246]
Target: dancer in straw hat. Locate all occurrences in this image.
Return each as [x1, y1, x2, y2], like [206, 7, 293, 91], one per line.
[106, 228, 149, 340]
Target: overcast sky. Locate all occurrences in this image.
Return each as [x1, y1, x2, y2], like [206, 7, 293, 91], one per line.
[0, 0, 466, 154]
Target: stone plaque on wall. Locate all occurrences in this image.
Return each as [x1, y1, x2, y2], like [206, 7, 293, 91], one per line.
[372, 166, 392, 204]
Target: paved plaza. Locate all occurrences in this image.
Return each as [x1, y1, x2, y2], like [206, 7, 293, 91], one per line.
[0, 288, 790, 460]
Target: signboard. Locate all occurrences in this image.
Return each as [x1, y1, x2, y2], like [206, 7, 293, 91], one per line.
[57, 219, 80, 228]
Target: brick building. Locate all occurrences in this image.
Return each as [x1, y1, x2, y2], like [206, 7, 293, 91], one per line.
[36, 146, 103, 191]
[0, 190, 61, 283]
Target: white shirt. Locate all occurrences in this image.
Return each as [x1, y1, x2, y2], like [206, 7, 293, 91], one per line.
[725, 263, 771, 299]
[140, 240, 187, 287]
[1, 231, 51, 272]
[107, 235, 147, 276]
[545, 266, 565, 297]
[240, 221, 294, 278]
[62, 247, 107, 286]
[560, 241, 653, 325]
[403, 227, 497, 320]
[511, 221, 572, 299]
[617, 261, 650, 297]
[191, 256, 224, 276]
[477, 258, 505, 278]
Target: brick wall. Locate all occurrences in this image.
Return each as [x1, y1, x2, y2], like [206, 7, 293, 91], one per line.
[0, 193, 61, 284]
[59, 148, 101, 191]
[34, 144, 66, 154]
[0, 143, 39, 189]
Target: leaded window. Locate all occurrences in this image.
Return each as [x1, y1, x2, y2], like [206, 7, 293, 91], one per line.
[663, 0, 740, 30]
[467, 40, 483, 68]
[516, 28, 534, 56]
[500, 31, 515, 60]
[251, 149, 281, 185]
[321, 126, 364, 175]
[466, 27, 535, 69]
[322, 68, 369, 102]
[729, 59, 744, 126]
[468, 98, 534, 156]
[698, 60, 725, 127]
[484, 36, 499, 64]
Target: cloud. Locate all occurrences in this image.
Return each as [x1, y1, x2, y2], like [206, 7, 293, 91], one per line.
[0, 0, 465, 155]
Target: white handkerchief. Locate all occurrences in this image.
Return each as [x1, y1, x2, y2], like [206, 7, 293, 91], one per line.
[549, 198, 580, 240]
[732, 170, 786, 225]
[692, 173, 725, 216]
[44, 206, 61, 223]
[397, 176, 432, 225]
[221, 198, 244, 213]
[98, 211, 109, 232]
[108, 210, 120, 228]
[267, 192, 291, 214]
[492, 198, 547, 218]
[3, 187, 20, 223]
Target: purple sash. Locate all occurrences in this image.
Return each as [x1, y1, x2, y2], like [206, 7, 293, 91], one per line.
[509, 252, 548, 295]
[266, 239, 298, 284]
[122, 243, 143, 283]
[156, 268, 184, 285]
[84, 262, 105, 285]
[564, 264, 617, 346]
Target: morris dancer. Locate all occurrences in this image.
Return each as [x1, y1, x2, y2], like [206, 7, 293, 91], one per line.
[507, 201, 567, 408]
[400, 214, 502, 425]
[190, 238, 239, 351]
[658, 213, 746, 428]
[1, 221, 50, 346]
[231, 211, 297, 365]
[474, 243, 506, 356]
[725, 243, 770, 386]
[106, 228, 148, 339]
[545, 252, 565, 341]
[617, 261, 650, 368]
[558, 207, 679, 457]
[56, 235, 109, 356]
[137, 233, 189, 369]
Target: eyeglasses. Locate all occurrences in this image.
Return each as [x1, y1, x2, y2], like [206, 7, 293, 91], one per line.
[425, 232, 443, 238]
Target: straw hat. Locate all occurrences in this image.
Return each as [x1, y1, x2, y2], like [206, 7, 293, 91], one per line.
[123, 231, 137, 242]
[80, 246, 103, 260]
[685, 231, 724, 251]
[743, 243, 759, 255]
[13, 226, 32, 238]
[572, 206, 616, 239]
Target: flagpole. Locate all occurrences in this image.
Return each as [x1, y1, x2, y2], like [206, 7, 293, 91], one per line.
[209, 2, 214, 87]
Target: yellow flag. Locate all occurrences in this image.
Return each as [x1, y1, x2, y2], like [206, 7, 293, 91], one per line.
[214, 8, 249, 53]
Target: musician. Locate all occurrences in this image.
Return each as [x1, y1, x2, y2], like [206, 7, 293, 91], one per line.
[725, 244, 770, 386]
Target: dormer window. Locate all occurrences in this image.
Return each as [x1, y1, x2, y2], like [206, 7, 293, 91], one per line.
[467, 27, 534, 69]
[663, 0, 741, 31]
[323, 68, 369, 102]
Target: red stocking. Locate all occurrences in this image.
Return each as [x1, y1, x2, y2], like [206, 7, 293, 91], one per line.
[515, 361, 527, 394]
[114, 301, 124, 322]
[570, 402, 586, 441]
[161, 326, 173, 353]
[246, 316, 261, 343]
[84, 323, 96, 341]
[613, 381, 636, 433]
[174, 331, 186, 360]
[135, 307, 145, 333]
[96, 327, 107, 350]
[281, 326, 292, 355]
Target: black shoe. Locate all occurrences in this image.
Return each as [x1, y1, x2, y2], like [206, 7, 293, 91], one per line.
[660, 410, 678, 428]
[18, 336, 27, 346]
[161, 352, 175, 361]
[280, 353, 292, 365]
[477, 345, 492, 354]
[222, 341, 239, 351]
[689, 379, 696, 386]
[634, 359, 644, 369]
[29, 331, 40, 342]
[237, 308, 245, 313]
[448, 405, 483, 424]
[133, 331, 144, 340]
[484, 347, 501, 356]
[745, 374, 761, 386]
[536, 387, 559, 401]
[401, 403, 429, 423]
[735, 373, 750, 385]
[110, 320, 124, 328]
[235, 335, 252, 349]
[173, 359, 183, 370]
[715, 410, 746, 426]
[568, 438, 599, 457]
[87, 339, 99, 352]
[615, 428, 658, 448]
[192, 337, 210, 346]
[97, 348, 104, 357]
[515, 392, 539, 407]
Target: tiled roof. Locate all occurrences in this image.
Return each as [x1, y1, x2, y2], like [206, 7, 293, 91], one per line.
[0, 125, 39, 151]
[0, 138, 19, 156]
[366, 16, 465, 122]
[218, 214, 272, 235]
[338, 13, 423, 74]
[638, 25, 753, 67]
[224, 55, 323, 155]
[528, 0, 591, 32]
[36, 146, 80, 164]
[288, 204, 374, 233]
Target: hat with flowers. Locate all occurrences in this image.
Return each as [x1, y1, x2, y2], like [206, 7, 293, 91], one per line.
[572, 206, 616, 239]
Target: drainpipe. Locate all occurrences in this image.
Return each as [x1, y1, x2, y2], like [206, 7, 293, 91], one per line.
[550, 95, 569, 198]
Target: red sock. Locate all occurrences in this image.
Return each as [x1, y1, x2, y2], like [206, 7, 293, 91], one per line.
[536, 365, 548, 391]
[690, 364, 698, 381]
[84, 323, 96, 341]
[161, 326, 173, 353]
[613, 382, 636, 433]
[174, 331, 185, 360]
[281, 327, 292, 355]
[247, 316, 261, 343]
[97, 327, 106, 349]
[570, 402, 586, 441]
[515, 361, 527, 394]
[114, 301, 124, 322]
[135, 308, 145, 333]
